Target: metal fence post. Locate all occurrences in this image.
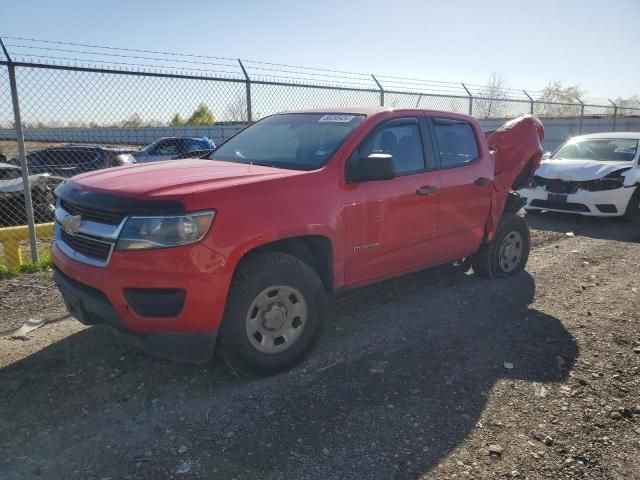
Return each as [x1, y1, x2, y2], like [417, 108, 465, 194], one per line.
[608, 99, 617, 132]
[575, 96, 585, 134]
[522, 90, 534, 115]
[371, 75, 384, 106]
[237, 59, 252, 124]
[461, 83, 473, 116]
[1, 38, 38, 263]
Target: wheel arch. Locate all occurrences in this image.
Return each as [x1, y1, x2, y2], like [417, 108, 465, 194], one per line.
[229, 234, 335, 293]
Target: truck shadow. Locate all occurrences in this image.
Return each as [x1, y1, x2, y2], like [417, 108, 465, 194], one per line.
[525, 211, 640, 243]
[0, 265, 578, 480]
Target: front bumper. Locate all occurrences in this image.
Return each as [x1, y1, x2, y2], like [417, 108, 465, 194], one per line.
[52, 230, 234, 362]
[519, 186, 636, 217]
[53, 268, 217, 363]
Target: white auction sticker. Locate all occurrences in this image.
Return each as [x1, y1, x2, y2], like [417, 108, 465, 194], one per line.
[318, 114, 355, 123]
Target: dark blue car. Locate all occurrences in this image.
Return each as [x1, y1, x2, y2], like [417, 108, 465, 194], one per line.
[133, 137, 216, 163]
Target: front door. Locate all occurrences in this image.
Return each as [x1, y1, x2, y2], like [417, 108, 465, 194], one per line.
[344, 117, 441, 284]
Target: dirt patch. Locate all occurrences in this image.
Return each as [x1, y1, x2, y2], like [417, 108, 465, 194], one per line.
[0, 214, 639, 479]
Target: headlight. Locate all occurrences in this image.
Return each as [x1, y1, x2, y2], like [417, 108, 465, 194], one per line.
[582, 178, 624, 192]
[116, 211, 215, 250]
[116, 153, 136, 164]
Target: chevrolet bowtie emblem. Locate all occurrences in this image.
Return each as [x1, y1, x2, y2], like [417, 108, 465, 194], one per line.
[61, 214, 83, 234]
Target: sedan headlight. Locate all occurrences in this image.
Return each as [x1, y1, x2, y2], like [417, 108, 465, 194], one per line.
[116, 211, 215, 250]
[581, 168, 631, 192]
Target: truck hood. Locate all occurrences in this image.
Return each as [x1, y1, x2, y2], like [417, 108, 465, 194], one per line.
[71, 159, 305, 198]
[535, 158, 633, 181]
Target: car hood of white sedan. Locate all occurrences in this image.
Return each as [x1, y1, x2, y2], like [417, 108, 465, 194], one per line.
[535, 158, 634, 181]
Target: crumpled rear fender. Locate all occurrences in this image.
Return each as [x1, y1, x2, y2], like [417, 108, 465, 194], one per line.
[484, 115, 544, 240]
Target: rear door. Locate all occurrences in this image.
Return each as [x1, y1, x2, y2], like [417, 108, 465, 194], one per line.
[428, 116, 493, 256]
[344, 116, 442, 284]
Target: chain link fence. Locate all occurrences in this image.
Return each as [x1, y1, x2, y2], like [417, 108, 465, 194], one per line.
[0, 36, 639, 271]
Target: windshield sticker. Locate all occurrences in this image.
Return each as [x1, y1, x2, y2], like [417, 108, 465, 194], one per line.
[319, 114, 356, 123]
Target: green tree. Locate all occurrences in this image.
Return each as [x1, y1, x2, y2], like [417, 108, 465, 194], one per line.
[169, 113, 184, 126]
[185, 104, 215, 125]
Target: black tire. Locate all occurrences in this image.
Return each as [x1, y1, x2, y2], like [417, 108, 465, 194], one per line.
[217, 252, 326, 376]
[620, 187, 640, 222]
[473, 213, 531, 279]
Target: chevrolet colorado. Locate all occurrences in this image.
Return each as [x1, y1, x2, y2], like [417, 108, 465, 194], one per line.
[52, 109, 544, 375]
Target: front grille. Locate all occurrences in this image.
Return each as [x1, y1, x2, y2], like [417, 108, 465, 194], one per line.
[530, 199, 590, 212]
[533, 176, 581, 194]
[60, 199, 125, 225]
[60, 229, 113, 261]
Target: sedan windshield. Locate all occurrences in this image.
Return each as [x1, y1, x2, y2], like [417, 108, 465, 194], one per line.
[210, 113, 365, 170]
[552, 138, 638, 162]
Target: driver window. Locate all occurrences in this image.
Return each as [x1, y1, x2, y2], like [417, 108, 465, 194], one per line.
[358, 123, 425, 174]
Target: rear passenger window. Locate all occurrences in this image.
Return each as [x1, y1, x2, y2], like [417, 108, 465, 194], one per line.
[433, 119, 479, 168]
[358, 123, 425, 174]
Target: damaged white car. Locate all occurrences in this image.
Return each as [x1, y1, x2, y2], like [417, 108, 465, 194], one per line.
[519, 132, 640, 220]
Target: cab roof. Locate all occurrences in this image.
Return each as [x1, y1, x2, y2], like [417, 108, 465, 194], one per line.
[277, 107, 473, 118]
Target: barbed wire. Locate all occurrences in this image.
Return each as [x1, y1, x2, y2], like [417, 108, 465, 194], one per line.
[1, 34, 638, 109]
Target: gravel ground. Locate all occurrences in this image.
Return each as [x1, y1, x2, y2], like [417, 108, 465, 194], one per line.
[1, 213, 639, 480]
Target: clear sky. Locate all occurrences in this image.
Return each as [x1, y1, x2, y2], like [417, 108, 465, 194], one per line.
[1, 0, 638, 100]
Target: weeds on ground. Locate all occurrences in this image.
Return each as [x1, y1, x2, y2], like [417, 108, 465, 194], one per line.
[0, 248, 53, 278]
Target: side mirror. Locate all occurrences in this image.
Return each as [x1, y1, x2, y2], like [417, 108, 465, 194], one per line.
[350, 153, 397, 183]
[541, 152, 551, 161]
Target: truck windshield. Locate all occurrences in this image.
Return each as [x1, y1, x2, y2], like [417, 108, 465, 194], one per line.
[210, 113, 365, 170]
[552, 138, 638, 162]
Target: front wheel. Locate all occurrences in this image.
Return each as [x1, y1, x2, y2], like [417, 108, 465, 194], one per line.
[473, 213, 531, 278]
[620, 187, 640, 222]
[217, 252, 326, 376]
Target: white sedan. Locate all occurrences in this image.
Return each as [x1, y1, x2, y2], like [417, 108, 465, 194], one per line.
[519, 132, 640, 220]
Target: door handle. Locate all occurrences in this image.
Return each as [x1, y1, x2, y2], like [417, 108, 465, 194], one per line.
[474, 177, 490, 186]
[416, 185, 438, 196]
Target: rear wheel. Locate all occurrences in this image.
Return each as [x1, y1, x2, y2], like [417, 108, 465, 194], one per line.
[621, 187, 640, 222]
[217, 252, 326, 376]
[473, 213, 530, 278]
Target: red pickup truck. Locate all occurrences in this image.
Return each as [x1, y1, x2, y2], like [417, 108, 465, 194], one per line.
[52, 109, 544, 375]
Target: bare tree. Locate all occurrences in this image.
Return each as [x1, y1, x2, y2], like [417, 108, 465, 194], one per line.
[120, 113, 144, 128]
[535, 81, 584, 118]
[612, 95, 640, 116]
[224, 94, 251, 123]
[475, 72, 510, 119]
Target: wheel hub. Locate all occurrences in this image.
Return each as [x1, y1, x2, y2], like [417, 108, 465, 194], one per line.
[245, 285, 308, 354]
[262, 303, 288, 331]
[498, 230, 524, 273]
